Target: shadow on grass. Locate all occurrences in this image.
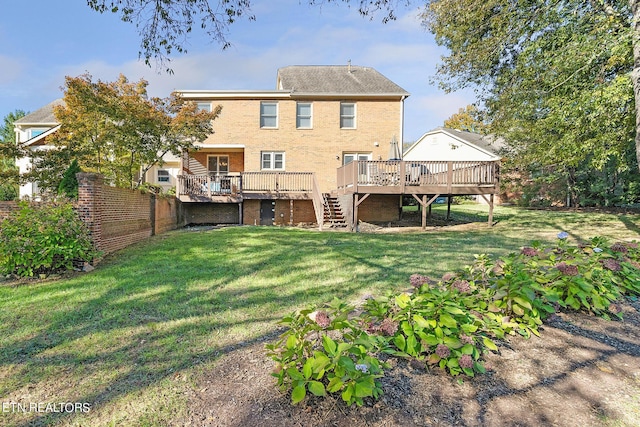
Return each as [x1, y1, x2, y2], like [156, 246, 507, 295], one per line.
[0, 226, 532, 426]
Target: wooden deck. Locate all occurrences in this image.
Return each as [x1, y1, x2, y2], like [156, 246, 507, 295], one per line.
[336, 160, 500, 229]
[336, 160, 499, 196]
[177, 172, 315, 202]
[176, 160, 500, 230]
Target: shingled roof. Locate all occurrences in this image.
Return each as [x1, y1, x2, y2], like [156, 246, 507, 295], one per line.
[277, 65, 409, 96]
[438, 127, 505, 155]
[14, 99, 64, 125]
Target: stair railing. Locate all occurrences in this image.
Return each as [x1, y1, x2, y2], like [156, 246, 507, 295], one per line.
[311, 174, 325, 231]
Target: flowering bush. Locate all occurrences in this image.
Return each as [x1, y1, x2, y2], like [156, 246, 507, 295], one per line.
[0, 200, 98, 277]
[265, 298, 389, 406]
[267, 235, 640, 406]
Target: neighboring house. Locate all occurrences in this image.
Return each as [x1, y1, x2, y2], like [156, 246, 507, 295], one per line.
[403, 127, 504, 206]
[176, 64, 410, 226]
[14, 99, 178, 198]
[403, 127, 504, 162]
[13, 99, 64, 198]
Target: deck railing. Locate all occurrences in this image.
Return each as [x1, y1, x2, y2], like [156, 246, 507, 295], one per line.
[241, 172, 313, 192]
[178, 174, 242, 198]
[178, 172, 314, 198]
[337, 160, 499, 192]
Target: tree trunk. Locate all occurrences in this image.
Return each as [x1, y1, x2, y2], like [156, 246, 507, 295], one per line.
[631, 0, 640, 171]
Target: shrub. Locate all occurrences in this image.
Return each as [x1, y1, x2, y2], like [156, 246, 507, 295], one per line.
[267, 234, 640, 406]
[58, 159, 81, 199]
[0, 200, 98, 277]
[266, 298, 389, 406]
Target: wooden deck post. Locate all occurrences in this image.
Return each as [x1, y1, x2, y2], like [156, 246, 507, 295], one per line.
[488, 193, 494, 226]
[413, 194, 440, 230]
[480, 193, 495, 227]
[447, 195, 452, 220]
[353, 193, 370, 232]
[422, 195, 427, 229]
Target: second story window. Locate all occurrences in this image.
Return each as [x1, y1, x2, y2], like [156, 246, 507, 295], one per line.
[340, 102, 356, 129]
[261, 151, 285, 170]
[296, 102, 312, 129]
[196, 102, 212, 112]
[260, 102, 278, 128]
[28, 128, 49, 139]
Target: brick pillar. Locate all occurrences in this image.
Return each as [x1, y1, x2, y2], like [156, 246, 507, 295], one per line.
[77, 173, 104, 254]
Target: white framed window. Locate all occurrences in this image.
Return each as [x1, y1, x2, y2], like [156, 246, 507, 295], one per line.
[340, 102, 356, 129]
[296, 102, 312, 129]
[28, 128, 49, 139]
[207, 155, 229, 175]
[196, 102, 212, 112]
[260, 102, 278, 128]
[261, 151, 285, 170]
[157, 169, 170, 183]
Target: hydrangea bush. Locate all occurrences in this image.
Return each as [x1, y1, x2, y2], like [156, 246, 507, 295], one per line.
[267, 233, 640, 406]
[0, 200, 98, 277]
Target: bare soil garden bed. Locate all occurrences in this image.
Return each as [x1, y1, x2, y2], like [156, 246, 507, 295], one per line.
[182, 298, 640, 427]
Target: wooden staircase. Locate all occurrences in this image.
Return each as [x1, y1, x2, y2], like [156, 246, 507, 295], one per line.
[323, 194, 347, 228]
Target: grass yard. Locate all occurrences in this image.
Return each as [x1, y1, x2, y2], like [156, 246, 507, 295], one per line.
[0, 205, 639, 426]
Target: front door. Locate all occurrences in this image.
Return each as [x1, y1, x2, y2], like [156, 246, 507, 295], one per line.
[260, 200, 275, 225]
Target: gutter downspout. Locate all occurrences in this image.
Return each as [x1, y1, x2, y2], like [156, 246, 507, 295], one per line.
[400, 95, 408, 155]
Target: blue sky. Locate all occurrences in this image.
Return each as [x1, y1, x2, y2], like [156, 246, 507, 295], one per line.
[0, 0, 475, 143]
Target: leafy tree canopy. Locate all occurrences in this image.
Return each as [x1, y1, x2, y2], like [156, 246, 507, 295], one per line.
[443, 104, 486, 133]
[31, 73, 221, 192]
[423, 0, 637, 174]
[85, 0, 640, 183]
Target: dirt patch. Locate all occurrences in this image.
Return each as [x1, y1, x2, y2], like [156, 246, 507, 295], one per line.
[181, 299, 640, 427]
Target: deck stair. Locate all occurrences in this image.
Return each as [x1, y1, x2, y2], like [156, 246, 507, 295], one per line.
[322, 194, 347, 228]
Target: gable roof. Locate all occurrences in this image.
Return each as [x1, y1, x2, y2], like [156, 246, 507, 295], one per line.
[404, 127, 505, 159]
[440, 127, 504, 155]
[14, 99, 64, 126]
[276, 65, 409, 97]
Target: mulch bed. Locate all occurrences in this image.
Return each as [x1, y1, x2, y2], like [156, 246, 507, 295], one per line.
[181, 299, 640, 427]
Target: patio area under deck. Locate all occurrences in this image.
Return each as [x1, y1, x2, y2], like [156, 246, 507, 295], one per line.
[336, 160, 500, 230]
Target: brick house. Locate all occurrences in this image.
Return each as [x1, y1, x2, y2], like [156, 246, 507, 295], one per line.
[15, 65, 500, 229]
[175, 65, 411, 227]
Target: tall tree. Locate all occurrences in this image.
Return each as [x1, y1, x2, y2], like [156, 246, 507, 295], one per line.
[422, 0, 637, 173]
[31, 73, 220, 191]
[0, 110, 26, 200]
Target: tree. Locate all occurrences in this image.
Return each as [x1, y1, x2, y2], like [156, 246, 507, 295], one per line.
[443, 104, 485, 133]
[0, 110, 26, 200]
[58, 159, 82, 199]
[422, 1, 638, 174]
[86, 1, 640, 172]
[31, 73, 221, 192]
[87, 0, 256, 72]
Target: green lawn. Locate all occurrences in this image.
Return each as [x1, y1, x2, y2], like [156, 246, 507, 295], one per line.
[1, 205, 639, 426]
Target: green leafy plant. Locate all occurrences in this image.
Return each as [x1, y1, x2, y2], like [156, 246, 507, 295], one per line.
[267, 234, 640, 406]
[0, 200, 98, 277]
[57, 159, 82, 199]
[266, 298, 388, 406]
